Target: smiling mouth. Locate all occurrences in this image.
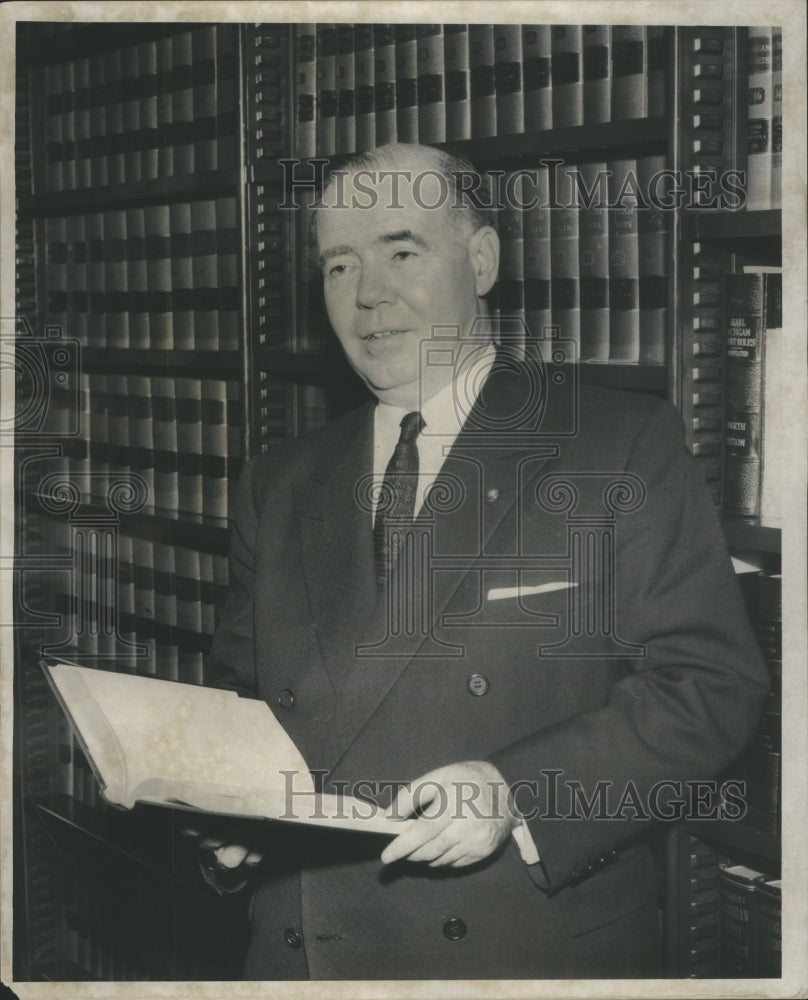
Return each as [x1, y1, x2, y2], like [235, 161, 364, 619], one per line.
[362, 329, 409, 342]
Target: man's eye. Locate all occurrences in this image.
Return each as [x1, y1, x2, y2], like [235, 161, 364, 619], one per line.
[393, 250, 416, 261]
[327, 263, 348, 277]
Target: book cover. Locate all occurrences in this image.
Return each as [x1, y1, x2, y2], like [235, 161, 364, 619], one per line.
[522, 25, 552, 130]
[746, 27, 774, 211]
[416, 24, 445, 144]
[583, 25, 611, 124]
[444, 24, 471, 141]
[43, 661, 405, 835]
[611, 25, 647, 121]
[523, 164, 552, 347]
[374, 24, 397, 145]
[336, 24, 356, 154]
[494, 24, 524, 135]
[469, 25, 497, 137]
[771, 29, 782, 210]
[354, 23, 376, 152]
[718, 863, 765, 976]
[577, 161, 610, 361]
[607, 158, 640, 362]
[722, 272, 766, 518]
[637, 154, 668, 364]
[551, 25, 583, 128]
[550, 166, 581, 351]
[394, 24, 418, 143]
[294, 24, 317, 159]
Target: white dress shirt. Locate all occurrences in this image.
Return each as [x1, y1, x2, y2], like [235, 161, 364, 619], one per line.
[370, 345, 541, 866]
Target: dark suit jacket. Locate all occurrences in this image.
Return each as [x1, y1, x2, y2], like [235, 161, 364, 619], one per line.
[207, 359, 768, 979]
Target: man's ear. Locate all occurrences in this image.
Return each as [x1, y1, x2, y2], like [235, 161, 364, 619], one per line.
[468, 226, 500, 297]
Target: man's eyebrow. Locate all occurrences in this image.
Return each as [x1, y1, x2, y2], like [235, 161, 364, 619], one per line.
[377, 229, 429, 249]
[318, 244, 355, 268]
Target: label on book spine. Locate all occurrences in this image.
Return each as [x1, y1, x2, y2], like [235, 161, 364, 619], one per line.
[746, 28, 773, 210]
[522, 25, 551, 129]
[583, 25, 611, 124]
[469, 25, 496, 137]
[551, 25, 583, 128]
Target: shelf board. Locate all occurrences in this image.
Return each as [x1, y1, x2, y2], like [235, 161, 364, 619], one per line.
[80, 348, 241, 378]
[20, 168, 241, 216]
[721, 516, 782, 554]
[684, 819, 780, 863]
[684, 210, 782, 265]
[443, 116, 668, 163]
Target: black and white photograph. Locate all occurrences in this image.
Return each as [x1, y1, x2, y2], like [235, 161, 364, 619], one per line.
[1, 2, 806, 997]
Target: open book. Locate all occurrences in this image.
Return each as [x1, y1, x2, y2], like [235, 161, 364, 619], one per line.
[43, 661, 405, 836]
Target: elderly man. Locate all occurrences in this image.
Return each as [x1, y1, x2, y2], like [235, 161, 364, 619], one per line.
[199, 143, 767, 979]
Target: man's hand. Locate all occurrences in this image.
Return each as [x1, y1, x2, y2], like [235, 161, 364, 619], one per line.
[380, 760, 519, 868]
[181, 826, 264, 883]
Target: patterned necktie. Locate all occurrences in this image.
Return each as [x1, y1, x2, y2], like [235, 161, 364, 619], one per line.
[373, 411, 425, 588]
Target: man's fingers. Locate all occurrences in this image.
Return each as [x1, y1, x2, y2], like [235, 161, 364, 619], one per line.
[385, 767, 450, 820]
[214, 844, 253, 869]
[380, 814, 448, 865]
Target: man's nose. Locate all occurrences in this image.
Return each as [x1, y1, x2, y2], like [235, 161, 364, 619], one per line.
[355, 263, 393, 309]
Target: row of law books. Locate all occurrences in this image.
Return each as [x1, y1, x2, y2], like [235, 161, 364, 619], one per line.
[491, 156, 668, 364]
[41, 24, 238, 191]
[33, 507, 229, 648]
[294, 23, 668, 156]
[745, 27, 782, 211]
[45, 197, 240, 351]
[721, 269, 783, 520]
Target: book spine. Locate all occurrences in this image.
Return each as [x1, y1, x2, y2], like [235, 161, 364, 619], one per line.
[469, 25, 497, 137]
[373, 24, 397, 145]
[760, 271, 783, 519]
[216, 195, 240, 352]
[524, 165, 552, 348]
[394, 25, 418, 143]
[637, 154, 668, 364]
[215, 24, 238, 172]
[607, 158, 640, 362]
[551, 25, 583, 128]
[611, 26, 647, 122]
[354, 23, 376, 152]
[498, 172, 526, 347]
[144, 204, 172, 349]
[104, 209, 129, 348]
[170, 201, 194, 349]
[416, 24, 445, 144]
[117, 533, 136, 623]
[126, 207, 149, 349]
[550, 166, 581, 353]
[583, 25, 611, 125]
[199, 550, 217, 639]
[84, 211, 105, 349]
[151, 376, 178, 512]
[771, 29, 782, 210]
[755, 879, 782, 977]
[201, 380, 229, 520]
[295, 24, 317, 159]
[66, 213, 88, 344]
[494, 24, 524, 135]
[718, 866, 762, 976]
[138, 38, 160, 182]
[521, 25, 552, 130]
[746, 27, 774, 211]
[74, 57, 91, 188]
[176, 377, 203, 515]
[316, 24, 337, 156]
[577, 161, 610, 361]
[175, 545, 202, 635]
[152, 542, 177, 650]
[192, 25, 218, 174]
[722, 272, 766, 517]
[61, 60, 77, 190]
[646, 26, 667, 117]
[444, 25, 471, 141]
[118, 44, 140, 186]
[45, 63, 64, 190]
[128, 374, 154, 508]
[335, 24, 356, 154]
[105, 49, 124, 186]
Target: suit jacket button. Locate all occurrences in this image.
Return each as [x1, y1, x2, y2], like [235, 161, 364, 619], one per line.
[485, 488, 500, 503]
[467, 673, 489, 696]
[277, 689, 295, 711]
[284, 927, 302, 948]
[443, 917, 466, 941]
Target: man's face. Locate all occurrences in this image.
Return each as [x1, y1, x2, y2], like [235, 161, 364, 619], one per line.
[316, 173, 492, 408]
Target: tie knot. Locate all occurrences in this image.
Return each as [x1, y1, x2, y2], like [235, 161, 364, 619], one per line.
[399, 411, 424, 445]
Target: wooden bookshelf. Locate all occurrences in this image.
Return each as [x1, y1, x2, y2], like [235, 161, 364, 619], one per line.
[684, 209, 782, 265]
[721, 517, 782, 554]
[81, 348, 241, 379]
[683, 819, 780, 863]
